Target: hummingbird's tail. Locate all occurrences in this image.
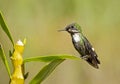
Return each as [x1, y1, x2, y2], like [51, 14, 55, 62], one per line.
[85, 56, 100, 69]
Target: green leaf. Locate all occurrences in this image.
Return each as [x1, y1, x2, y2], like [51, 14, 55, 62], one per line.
[0, 44, 11, 78]
[29, 59, 65, 84]
[0, 11, 14, 46]
[24, 54, 80, 63]
[25, 55, 80, 84]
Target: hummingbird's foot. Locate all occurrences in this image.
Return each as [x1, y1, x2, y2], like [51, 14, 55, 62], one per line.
[81, 55, 90, 60]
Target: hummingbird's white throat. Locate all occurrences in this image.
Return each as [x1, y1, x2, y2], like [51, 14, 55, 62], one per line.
[73, 33, 81, 42]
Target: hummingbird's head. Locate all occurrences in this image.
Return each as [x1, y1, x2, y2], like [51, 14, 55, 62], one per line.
[59, 23, 82, 34]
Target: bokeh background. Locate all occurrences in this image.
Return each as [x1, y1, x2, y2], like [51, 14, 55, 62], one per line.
[0, 0, 120, 84]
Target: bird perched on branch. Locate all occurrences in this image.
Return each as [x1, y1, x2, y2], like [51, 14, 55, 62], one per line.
[59, 23, 100, 69]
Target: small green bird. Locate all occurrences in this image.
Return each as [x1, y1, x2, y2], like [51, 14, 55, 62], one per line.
[59, 23, 100, 69]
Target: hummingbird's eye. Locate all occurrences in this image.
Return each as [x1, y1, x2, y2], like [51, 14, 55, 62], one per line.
[71, 26, 74, 28]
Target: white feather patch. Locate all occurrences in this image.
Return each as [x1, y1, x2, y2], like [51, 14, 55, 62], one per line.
[92, 47, 95, 51]
[73, 34, 80, 42]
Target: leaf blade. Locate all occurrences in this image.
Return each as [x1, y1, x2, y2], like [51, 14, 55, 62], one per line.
[24, 55, 80, 63]
[29, 59, 65, 84]
[0, 11, 14, 45]
[0, 44, 11, 78]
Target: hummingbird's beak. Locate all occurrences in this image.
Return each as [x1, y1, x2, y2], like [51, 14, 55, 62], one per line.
[58, 29, 66, 32]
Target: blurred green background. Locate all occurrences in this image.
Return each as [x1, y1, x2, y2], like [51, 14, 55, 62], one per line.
[0, 0, 120, 84]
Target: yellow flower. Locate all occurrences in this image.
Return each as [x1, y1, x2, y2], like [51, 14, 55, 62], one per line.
[10, 39, 26, 84]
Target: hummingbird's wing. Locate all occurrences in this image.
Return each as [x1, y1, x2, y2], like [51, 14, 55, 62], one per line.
[83, 36, 100, 69]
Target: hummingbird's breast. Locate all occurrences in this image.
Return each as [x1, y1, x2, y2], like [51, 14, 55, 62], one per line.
[71, 33, 86, 56]
[72, 33, 81, 42]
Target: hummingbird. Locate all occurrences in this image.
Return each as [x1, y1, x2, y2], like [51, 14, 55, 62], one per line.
[59, 23, 100, 69]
